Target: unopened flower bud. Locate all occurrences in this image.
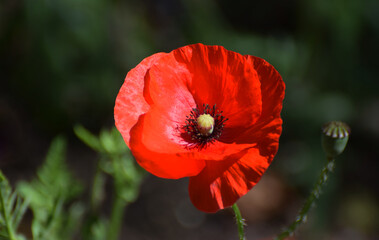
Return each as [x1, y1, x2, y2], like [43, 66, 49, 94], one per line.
[322, 121, 350, 158]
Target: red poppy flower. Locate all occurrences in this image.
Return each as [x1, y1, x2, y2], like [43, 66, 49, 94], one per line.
[114, 43, 285, 213]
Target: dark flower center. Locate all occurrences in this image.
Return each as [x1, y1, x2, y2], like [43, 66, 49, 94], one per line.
[183, 104, 228, 150]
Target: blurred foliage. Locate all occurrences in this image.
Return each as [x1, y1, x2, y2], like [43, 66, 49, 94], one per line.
[74, 126, 145, 240]
[17, 137, 83, 240]
[0, 129, 144, 240]
[1, 0, 379, 239]
[74, 125, 145, 204]
[0, 172, 28, 240]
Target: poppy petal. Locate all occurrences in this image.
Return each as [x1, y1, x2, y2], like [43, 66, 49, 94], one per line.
[172, 44, 263, 128]
[188, 56, 285, 212]
[129, 113, 206, 179]
[188, 147, 271, 212]
[130, 56, 257, 163]
[114, 52, 167, 146]
[129, 99, 255, 178]
[249, 56, 285, 122]
[128, 64, 206, 179]
[221, 55, 285, 146]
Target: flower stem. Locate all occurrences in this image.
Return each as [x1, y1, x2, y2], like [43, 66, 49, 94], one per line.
[91, 164, 106, 212]
[232, 203, 246, 240]
[0, 186, 17, 240]
[106, 194, 127, 240]
[274, 157, 336, 240]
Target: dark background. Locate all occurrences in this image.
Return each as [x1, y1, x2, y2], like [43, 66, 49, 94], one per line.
[1, 0, 378, 239]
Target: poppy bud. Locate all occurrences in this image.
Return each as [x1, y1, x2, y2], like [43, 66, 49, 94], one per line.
[197, 114, 215, 136]
[322, 121, 350, 158]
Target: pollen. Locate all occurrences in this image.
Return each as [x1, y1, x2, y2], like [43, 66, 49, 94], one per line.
[197, 114, 215, 136]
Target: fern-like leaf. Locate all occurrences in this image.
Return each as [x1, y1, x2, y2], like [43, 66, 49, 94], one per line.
[0, 171, 28, 240]
[17, 137, 83, 240]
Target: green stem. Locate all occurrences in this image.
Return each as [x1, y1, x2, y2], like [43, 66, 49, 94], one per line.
[91, 164, 106, 212]
[232, 203, 246, 240]
[275, 158, 336, 240]
[39, 198, 63, 240]
[0, 189, 17, 240]
[106, 194, 127, 240]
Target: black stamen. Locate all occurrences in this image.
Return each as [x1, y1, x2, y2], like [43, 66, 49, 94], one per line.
[182, 104, 228, 150]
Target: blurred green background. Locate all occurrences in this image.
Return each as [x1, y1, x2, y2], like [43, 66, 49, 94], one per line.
[1, 0, 378, 239]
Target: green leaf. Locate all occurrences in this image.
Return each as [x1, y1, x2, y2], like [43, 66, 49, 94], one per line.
[17, 137, 83, 240]
[99, 129, 115, 154]
[110, 127, 129, 153]
[0, 171, 28, 240]
[100, 127, 129, 155]
[111, 154, 146, 203]
[74, 125, 104, 152]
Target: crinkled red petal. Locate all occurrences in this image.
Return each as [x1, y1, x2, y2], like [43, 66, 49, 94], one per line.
[114, 52, 167, 146]
[172, 44, 262, 129]
[137, 63, 250, 156]
[129, 112, 206, 179]
[129, 104, 253, 178]
[188, 147, 272, 213]
[129, 61, 256, 178]
[187, 52, 285, 212]
[222, 56, 285, 146]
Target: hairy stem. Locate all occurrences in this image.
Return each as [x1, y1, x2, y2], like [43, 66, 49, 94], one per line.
[232, 203, 246, 240]
[275, 158, 336, 240]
